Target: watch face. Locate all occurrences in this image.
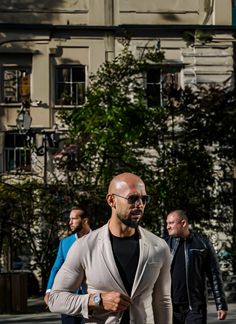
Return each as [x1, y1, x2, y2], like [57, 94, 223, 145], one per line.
[94, 293, 101, 306]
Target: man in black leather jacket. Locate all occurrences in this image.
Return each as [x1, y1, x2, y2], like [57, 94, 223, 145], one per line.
[165, 210, 228, 324]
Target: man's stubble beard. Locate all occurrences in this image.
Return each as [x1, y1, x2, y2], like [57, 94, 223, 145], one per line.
[117, 212, 142, 228]
[72, 222, 83, 234]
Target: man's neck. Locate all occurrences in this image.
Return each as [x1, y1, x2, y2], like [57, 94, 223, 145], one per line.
[109, 220, 136, 238]
[77, 227, 90, 238]
[181, 229, 191, 239]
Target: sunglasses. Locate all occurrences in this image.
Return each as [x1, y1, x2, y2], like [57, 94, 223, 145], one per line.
[112, 193, 151, 205]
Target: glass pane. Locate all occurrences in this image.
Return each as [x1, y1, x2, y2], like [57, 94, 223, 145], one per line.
[147, 69, 160, 83]
[14, 149, 31, 171]
[5, 150, 15, 172]
[4, 70, 17, 103]
[15, 134, 26, 147]
[3, 68, 31, 103]
[57, 68, 70, 82]
[5, 134, 15, 147]
[18, 150, 25, 168]
[72, 83, 85, 105]
[147, 84, 160, 107]
[72, 67, 85, 82]
[16, 150, 21, 168]
[56, 83, 72, 105]
[233, 4, 236, 24]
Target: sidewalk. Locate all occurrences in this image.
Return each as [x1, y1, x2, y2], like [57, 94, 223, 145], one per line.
[1, 297, 236, 324]
[0, 296, 61, 323]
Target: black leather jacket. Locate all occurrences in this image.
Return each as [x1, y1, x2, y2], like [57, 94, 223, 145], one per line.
[165, 232, 228, 311]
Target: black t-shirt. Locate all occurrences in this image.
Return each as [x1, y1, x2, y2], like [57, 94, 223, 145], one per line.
[110, 231, 140, 323]
[171, 239, 189, 305]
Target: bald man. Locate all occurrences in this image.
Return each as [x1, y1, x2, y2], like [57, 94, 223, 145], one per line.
[165, 210, 227, 324]
[48, 172, 172, 324]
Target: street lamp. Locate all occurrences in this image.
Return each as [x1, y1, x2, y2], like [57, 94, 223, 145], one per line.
[15, 105, 59, 186]
[16, 101, 32, 134]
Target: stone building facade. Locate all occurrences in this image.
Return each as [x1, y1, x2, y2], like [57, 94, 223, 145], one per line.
[0, 0, 234, 178]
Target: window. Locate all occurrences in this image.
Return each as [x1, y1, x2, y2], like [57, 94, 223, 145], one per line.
[146, 68, 161, 107]
[1, 67, 31, 103]
[4, 133, 31, 173]
[146, 66, 181, 107]
[233, 0, 236, 25]
[55, 65, 86, 106]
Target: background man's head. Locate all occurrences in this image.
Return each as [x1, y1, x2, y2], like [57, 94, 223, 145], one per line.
[166, 210, 190, 238]
[69, 205, 90, 234]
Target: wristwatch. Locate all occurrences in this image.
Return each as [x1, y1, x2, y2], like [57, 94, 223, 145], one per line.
[93, 293, 101, 307]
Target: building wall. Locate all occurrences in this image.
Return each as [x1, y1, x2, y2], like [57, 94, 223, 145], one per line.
[0, 0, 234, 174]
[0, 0, 234, 286]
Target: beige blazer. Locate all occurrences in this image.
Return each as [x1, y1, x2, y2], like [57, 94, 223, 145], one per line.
[48, 223, 172, 324]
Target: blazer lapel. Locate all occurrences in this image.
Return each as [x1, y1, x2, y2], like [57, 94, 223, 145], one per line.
[131, 229, 149, 297]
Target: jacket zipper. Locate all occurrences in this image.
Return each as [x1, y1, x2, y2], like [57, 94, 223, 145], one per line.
[184, 240, 192, 310]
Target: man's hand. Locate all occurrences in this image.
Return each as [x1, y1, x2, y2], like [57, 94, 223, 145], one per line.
[44, 292, 50, 305]
[89, 291, 133, 312]
[217, 309, 227, 320]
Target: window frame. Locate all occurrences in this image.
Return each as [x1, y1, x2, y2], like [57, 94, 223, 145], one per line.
[145, 67, 162, 107]
[55, 65, 86, 107]
[3, 132, 32, 173]
[145, 65, 182, 107]
[0, 65, 31, 104]
[233, 0, 236, 25]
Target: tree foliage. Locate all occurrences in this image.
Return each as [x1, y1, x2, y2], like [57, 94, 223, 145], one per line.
[58, 44, 235, 242]
[0, 179, 80, 292]
[0, 43, 235, 285]
[58, 45, 165, 189]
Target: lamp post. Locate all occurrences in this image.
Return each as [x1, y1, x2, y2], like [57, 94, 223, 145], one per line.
[16, 100, 32, 134]
[16, 104, 59, 186]
[16, 102, 48, 186]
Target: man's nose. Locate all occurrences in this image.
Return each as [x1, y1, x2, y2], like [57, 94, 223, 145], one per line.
[134, 197, 144, 206]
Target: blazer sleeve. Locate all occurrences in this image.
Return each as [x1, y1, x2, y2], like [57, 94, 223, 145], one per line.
[48, 239, 90, 319]
[46, 240, 65, 291]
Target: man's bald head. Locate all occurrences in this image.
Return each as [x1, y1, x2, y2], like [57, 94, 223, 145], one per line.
[108, 172, 145, 195]
[106, 173, 147, 231]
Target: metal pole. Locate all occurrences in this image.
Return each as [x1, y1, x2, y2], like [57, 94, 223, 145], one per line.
[43, 134, 47, 186]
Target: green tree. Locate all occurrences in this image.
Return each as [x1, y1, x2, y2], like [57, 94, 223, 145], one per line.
[152, 85, 235, 227]
[2, 44, 235, 284]
[58, 44, 167, 226]
[58, 45, 235, 255]
[0, 179, 81, 293]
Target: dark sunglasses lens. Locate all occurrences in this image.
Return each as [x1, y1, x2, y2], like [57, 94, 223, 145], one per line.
[127, 195, 150, 204]
[127, 195, 138, 204]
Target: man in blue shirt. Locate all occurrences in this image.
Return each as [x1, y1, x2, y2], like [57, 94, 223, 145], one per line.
[44, 205, 91, 324]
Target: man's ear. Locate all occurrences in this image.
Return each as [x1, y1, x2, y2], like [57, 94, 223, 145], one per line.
[182, 219, 187, 228]
[106, 194, 116, 208]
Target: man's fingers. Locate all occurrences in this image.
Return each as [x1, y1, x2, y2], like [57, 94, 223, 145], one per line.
[101, 292, 133, 312]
